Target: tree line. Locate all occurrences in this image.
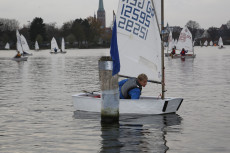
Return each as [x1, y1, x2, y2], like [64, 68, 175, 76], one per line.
[0, 17, 112, 50]
[1, 17, 230, 50]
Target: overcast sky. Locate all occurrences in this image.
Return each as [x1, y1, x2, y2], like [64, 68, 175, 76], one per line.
[0, 0, 229, 29]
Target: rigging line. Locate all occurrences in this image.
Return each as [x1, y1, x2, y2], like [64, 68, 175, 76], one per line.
[151, 0, 161, 37]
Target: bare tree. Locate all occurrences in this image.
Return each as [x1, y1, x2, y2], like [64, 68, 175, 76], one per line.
[186, 20, 201, 40]
[0, 18, 19, 31]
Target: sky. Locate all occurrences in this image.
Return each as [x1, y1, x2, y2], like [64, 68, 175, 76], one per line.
[0, 0, 230, 29]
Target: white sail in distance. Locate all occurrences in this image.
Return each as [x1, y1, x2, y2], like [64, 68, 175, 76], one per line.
[5, 43, 10, 49]
[35, 41, 39, 50]
[20, 35, 30, 52]
[16, 30, 23, 54]
[116, 0, 162, 81]
[51, 37, 59, 51]
[204, 40, 208, 46]
[210, 41, 213, 46]
[218, 37, 223, 46]
[176, 26, 193, 52]
[167, 31, 173, 51]
[61, 38, 65, 51]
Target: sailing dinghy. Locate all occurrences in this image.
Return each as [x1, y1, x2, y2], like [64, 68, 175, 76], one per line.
[60, 38, 67, 54]
[35, 41, 39, 51]
[218, 37, 224, 49]
[168, 26, 196, 58]
[20, 34, 33, 56]
[72, 0, 183, 115]
[50, 37, 59, 54]
[5, 43, 10, 50]
[12, 30, 28, 61]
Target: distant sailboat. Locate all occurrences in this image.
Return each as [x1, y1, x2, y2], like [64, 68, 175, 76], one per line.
[166, 26, 196, 58]
[218, 37, 224, 49]
[60, 38, 67, 54]
[203, 40, 208, 47]
[35, 41, 39, 51]
[5, 43, 10, 50]
[209, 41, 213, 46]
[50, 37, 59, 54]
[20, 34, 32, 56]
[12, 30, 28, 61]
[166, 31, 173, 54]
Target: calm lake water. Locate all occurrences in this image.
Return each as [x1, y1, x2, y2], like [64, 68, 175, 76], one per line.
[0, 47, 230, 153]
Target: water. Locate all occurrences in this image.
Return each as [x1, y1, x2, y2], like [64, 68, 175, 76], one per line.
[0, 47, 230, 153]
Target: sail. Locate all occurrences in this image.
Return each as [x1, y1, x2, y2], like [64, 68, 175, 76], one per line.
[20, 35, 30, 52]
[204, 40, 208, 46]
[51, 37, 59, 50]
[61, 38, 65, 51]
[209, 41, 213, 46]
[16, 30, 23, 54]
[116, 0, 162, 81]
[218, 37, 223, 46]
[167, 31, 173, 51]
[35, 41, 39, 50]
[5, 43, 10, 49]
[176, 26, 193, 52]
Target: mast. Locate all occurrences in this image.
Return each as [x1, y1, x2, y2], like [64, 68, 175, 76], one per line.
[151, 0, 165, 99]
[161, 0, 165, 99]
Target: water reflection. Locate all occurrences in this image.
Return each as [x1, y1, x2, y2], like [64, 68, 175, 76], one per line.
[73, 111, 182, 153]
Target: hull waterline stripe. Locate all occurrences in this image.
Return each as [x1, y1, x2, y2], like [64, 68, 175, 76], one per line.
[177, 99, 183, 111]
[162, 101, 168, 112]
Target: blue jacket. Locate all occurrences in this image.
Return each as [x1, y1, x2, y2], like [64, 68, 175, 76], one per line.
[119, 79, 141, 99]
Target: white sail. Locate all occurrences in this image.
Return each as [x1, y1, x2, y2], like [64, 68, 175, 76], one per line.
[5, 43, 10, 49]
[209, 41, 213, 46]
[20, 35, 30, 52]
[167, 31, 173, 51]
[35, 41, 39, 50]
[61, 38, 65, 51]
[116, 0, 162, 81]
[51, 37, 59, 50]
[176, 26, 193, 52]
[204, 40, 208, 46]
[218, 37, 223, 46]
[16, 30, 23, 54]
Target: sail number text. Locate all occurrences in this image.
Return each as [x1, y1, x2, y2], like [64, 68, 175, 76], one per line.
[118, 0, 154, 40]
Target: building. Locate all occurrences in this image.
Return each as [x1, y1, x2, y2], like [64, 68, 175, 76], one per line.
[97, 0, 106, 28]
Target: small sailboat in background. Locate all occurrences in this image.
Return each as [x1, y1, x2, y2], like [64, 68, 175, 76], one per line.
[60, 38, 67, 54]
[35, 41, 39, 51]
[167, 26, 196, 58]
[209, 41, 213, 46]
[203, 40, 208, 47]
[12, 30, 28, 61]
[20, 35, 33, 56]
[50, 37, 59, 54]
[5, 43, 10, 50]
[165, 31, 174, 56]
[218, 37, 224, 49]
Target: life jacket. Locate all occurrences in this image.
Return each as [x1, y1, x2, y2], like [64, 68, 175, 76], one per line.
[121, 78, 142, 99]
[181, 50, 185, 55]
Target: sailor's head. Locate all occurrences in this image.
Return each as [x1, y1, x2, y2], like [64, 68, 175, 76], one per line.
[137, 73, 148, 87]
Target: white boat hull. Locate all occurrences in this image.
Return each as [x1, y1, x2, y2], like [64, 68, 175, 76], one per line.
[165, 53, 196, 58]
[12, 57, 28, 61]
[72, 93, 183, 115]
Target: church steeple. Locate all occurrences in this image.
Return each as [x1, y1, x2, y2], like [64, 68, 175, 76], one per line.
[98, 0, 105, 11]
[97, 0, 106, 28]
